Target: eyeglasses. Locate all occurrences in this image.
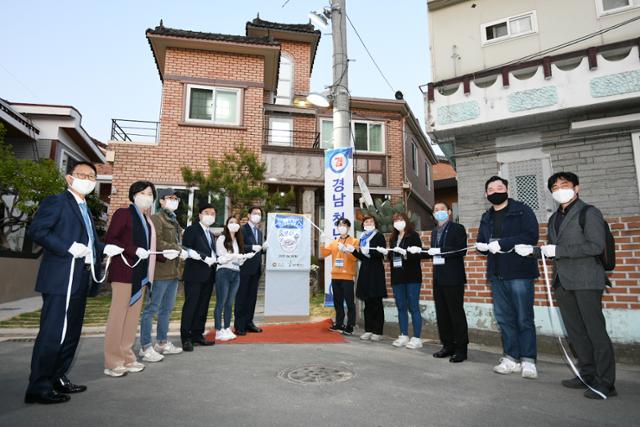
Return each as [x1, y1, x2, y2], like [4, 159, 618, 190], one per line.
[73, 173, 97, 181]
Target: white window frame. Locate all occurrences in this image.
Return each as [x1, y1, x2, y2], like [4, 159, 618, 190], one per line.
[275, 53, 294, 105]
[481, 10, 538, 46]
[319, 118, 385, 153]
[411, 142, 419, 176]
[59, 149, 80, 175]
[424, 160, 431, 190]
[632, 132, 640, 203]
[595, 0, 640, 16]
[185, 84, 242, 126]
[268, 117, 294, 147]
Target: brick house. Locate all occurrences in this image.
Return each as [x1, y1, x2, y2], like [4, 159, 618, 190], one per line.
[106, 17, 437, 238]
[422, 0, 640, 352]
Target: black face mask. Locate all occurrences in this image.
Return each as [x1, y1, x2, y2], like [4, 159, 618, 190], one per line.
[487, 192, 508, 205]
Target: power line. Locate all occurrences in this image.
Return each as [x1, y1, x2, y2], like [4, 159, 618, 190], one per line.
[345, 13, 395, 94]
[0, 62, 40, 100]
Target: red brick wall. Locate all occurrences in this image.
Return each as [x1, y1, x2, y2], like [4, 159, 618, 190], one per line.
[383, 217, 640, 310]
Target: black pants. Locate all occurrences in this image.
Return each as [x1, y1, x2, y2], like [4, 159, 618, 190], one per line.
[332, 280, 355, 328]
[27, 288, 88, 394]
[556, 286, 616, 387]
[433, 283, 468, 353]
[234, 270, 261, 331]
[181, 278, 214, 342]
[363, 297, 384, 335]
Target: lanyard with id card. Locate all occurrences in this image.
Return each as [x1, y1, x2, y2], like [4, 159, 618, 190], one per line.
[433, 256, 445, 265]
[392, 255, 403, 268]
[335, 258, 345, 268]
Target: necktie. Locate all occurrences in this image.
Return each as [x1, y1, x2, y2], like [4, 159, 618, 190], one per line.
[79, 203, 95, 262]
[254, 227, 259, 244]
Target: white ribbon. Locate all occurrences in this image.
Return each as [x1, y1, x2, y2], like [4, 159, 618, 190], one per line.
[60, 258, 76, 344]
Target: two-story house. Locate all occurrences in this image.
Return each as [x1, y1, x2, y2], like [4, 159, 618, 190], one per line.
[107, 17, 437, 236]
[424, 0, 640, 350]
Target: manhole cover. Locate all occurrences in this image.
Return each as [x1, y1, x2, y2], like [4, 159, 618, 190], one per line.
[278, 365, 354, 384]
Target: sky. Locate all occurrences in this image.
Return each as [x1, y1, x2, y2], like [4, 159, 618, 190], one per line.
[0, 0, 432, 144]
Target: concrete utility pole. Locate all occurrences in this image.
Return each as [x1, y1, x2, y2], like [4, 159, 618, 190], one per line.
[331, 0, 350, 148]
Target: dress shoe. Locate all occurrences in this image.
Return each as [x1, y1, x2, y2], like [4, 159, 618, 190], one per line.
[53, 377, 87, 394]
[235, 329, 247, 336]
[449, 353, 467, 363]
[25, 391, 70, 404]
[584, 385, 617, 400]
[561, 376, 594, 389]
[182, 341, 194, 352]
[193, 338, 215, 346]
[433, 347, 455, 358]
[247, 324, 263, 333]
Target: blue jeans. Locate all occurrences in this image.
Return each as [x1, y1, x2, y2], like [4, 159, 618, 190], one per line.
[139, 278, 179, 348]
[490, 278, 537, 362]
[392, 283, 422, 338]
[214, 268, 240, 330]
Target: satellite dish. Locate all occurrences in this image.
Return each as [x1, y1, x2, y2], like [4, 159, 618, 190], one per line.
[357, 176, 374, 208]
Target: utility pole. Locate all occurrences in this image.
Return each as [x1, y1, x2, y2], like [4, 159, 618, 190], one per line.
[330, 0, 350, 149]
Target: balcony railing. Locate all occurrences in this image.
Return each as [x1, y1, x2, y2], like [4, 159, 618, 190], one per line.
[263, 127, 320, 148]
[110, 119, 159, 143]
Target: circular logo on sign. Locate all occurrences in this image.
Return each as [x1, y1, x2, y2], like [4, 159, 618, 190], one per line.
[329, 151, 349, 174]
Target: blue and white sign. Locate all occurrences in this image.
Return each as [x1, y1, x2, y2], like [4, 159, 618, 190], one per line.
[266, 213, 311, 271]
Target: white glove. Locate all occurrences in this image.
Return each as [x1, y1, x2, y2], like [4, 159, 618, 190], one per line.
[68, 242, 90, 259]
[163, 249, 180, 260]
[203, 256, 216, 266]
[344, 244, 355, 253]
[136, 247, 150, 260]
[337, 243, 346, 252]
[427, 248, 441, 256]
[515, 244, 534, 257]
[179, 249, 189, 260]
[374, 247, 389, 255]
[407, 246, 423, 254]
[360, 246, 370, 256]
[252, 245, 262, 252]
[188, 249, 202, 260]
[475, 242, 489, 252]
[392, 247, 407, 256]
[103, 244, 124, 258]
[541, 245, 556, 258]
[488, 241, 501, 254]
[261, 241, 269, 250]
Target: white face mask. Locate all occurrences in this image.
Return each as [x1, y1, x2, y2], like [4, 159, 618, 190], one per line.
[228, 223, 240, 233]
[201, 215, 215, 227]
[134, 194, 154, 210]
[250, 214, 262, 224]
[552, 188, 576, 204]
[337, 226, 348, 235]
[70, 177, 96, 195]
[393, 221, 406, 232]
[164, 199, 179, 212]
[363, 225, 375, 232]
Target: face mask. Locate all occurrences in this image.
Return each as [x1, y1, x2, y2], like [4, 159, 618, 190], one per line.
[337, 226, 348, 235]
[134, 194, 154, 210]
[552, 188, 575, 204]
[70, 177, 96, 195]
[433, 210, 449, 222]
[164, 199, 179, 212]
[487, 192, 508, 205]
[201, 215, 215, 227]
[363, 225, 375, 232]
[250, 214, 262, 224]
[393, 221, 406, 232]
[228, 223, 240, 233]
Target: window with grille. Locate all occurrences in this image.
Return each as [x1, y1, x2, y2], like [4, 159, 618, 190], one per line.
[515, 175, 539, 210]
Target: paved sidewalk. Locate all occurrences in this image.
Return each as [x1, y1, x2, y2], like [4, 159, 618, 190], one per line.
[0, 336, 638, 426]
[0, 297, 41, 322]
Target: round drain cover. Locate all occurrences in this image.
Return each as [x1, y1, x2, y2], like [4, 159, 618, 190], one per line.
[278, 365, 355, 384]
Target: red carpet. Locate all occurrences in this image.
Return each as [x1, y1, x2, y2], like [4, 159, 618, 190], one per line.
[204, 318, 346, 344]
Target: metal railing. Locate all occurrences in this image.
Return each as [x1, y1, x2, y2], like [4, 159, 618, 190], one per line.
[110, 119, 159, 143]
[263, 127, 320, 148]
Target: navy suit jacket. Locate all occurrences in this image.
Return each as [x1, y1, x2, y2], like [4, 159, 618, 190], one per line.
[28, 191, 104, 296]
[240, 223, 262, 275]
[182, 223, 216, 283]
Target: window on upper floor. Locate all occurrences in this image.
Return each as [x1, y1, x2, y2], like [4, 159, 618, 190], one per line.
[320, 119, 384, 153]
[596, 0, 640, 16]
[185, 84, 241, 126]
[275, 53, 294, 105]
[268, 117, 293, 146]
[411, 142, 418, 176]
[481, 11, 537, 46]
[424, 160, 431, 190]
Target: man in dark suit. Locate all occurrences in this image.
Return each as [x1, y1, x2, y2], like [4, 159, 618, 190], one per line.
[234, 206, 268, 335]
[180, 204, 217, 351]
[25, 161, 107, 404]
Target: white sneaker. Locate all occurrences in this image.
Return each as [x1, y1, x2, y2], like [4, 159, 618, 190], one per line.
[139, 345, 165, 362]
[360, 332, 373, 340]
[216, 329, 231, 341]
[521, 361, 538, 379]
[225, 328, 237, 340]
[493, 357, 522, 375]
[392, 335, 410, 347]
[154, 341, 183, 355]
[370, 334, 382, 342]
[405, 337, 424, 349]
[104, 366, 128, 377]
[124, 361, 145, 373]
